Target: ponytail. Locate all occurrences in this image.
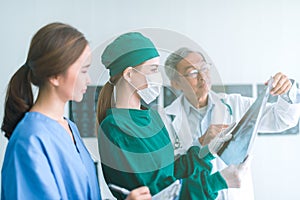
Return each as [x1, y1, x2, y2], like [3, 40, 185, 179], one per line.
[96, 83, 114, 125]
[1, 65, 34, 139]
[96, 75, 121, 125]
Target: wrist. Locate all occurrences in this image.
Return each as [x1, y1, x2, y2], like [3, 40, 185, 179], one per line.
[198, 136, 204, 145]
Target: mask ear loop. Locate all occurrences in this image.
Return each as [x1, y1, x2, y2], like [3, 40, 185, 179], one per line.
[112, 85, 117, 106]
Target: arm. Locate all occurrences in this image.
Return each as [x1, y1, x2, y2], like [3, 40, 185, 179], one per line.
[173, 122, 234, 178]
[260, 74, 300, 132]
[173, 146, 227, 199]
[175, 149, 250, 200]
[173, 146, 214, 178]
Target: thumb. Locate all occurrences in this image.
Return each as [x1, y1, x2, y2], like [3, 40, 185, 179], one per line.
[221, 133, 232, 142]
[220, 122, 236, 136]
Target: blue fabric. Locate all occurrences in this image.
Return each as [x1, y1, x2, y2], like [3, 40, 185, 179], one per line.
[1, 112, 101, 200]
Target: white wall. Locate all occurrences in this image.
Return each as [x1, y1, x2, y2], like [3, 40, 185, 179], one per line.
[1, 0, 300, 199]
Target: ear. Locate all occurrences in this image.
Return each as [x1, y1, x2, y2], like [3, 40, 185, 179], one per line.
[171, 80, 181, 90]
[48, 75, 61, 87]
[122, 67, 133, 82]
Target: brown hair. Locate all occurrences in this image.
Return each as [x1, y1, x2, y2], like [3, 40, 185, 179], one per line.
[2, 22, 88, 139]
[96, 75, 121, 125]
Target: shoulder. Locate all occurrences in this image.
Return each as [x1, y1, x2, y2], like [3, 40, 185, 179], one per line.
[100, 110, 118, 130]
[9, 112, 63, 150]
[13, 113, 51, 139]
[99, 109, 126, 142]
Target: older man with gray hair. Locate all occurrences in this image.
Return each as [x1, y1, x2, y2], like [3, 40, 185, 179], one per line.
[162, 47, 300, 200]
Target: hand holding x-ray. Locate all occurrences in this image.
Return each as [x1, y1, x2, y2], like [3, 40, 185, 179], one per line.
[220, 155, 252, 188]
[268, 72, 292, 95]
[199, 124, 230, 146]
[208, 122, 236, 155]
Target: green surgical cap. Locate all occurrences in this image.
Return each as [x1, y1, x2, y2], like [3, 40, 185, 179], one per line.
[101, 32, 159, 76]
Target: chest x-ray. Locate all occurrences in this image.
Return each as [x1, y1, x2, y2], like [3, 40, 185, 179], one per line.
[217, 80, 272, 165]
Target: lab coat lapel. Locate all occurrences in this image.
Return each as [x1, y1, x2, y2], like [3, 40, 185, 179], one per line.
[209, 91, 232, 125]
[165, 95, 194, 150]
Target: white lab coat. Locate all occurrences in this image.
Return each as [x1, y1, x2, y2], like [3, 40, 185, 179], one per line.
[161, 85, 300, 200]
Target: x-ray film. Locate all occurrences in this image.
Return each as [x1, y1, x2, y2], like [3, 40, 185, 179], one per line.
[217, 79, 272, 165]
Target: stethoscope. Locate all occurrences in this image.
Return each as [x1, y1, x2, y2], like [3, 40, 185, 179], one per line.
[220, 98, 233, 117]
[172, 99, 233, 150]
[173, 134, 182, 149]
[170, 115, 183, 149]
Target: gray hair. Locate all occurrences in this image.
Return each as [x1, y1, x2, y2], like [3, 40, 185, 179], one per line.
[164, 47, 206, 81]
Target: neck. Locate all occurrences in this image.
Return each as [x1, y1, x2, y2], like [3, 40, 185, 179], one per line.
[30, 88, 66, 121]
[115, 79, 141, 109]
[187, 94, 208, 109]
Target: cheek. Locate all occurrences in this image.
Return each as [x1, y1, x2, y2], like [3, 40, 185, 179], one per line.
[181, 80, 196, 92]
[74, 78, 85, 92]
[188, 79, 198, 88]
[133, 74, 147, 89]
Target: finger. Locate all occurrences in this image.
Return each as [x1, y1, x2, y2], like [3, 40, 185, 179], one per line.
[270, 73, 290, 94]
[272, 82, 291, 95]
[220, 122, 236, 136]
[206, 125, 227, 137]
[135, 186, 150, 194]
[145, 194, 152, 200]
[210, 124, 229, 129]
[138, 194, 152, 200]
[127, 187, 151, 200]
[271, 75, 289, 92]
[270, 72, 283, 88]
[271, 79, 291, 95]
[208, 125, 226, 135]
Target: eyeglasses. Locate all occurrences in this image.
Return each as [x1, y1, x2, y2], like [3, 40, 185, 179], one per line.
[182, 63, 211, 79]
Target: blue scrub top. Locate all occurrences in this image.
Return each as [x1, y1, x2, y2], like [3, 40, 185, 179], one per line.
[1, 112, 101, 200]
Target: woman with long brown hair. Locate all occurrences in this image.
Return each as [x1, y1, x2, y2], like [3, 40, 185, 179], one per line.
[0, 22, 98, 200]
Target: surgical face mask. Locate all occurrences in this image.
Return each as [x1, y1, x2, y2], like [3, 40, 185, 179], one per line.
[131, 69, 163, 104]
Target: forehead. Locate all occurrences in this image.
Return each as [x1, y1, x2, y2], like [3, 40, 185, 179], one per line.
[176, 52, 204, 72]
[66, 45, 91, 73]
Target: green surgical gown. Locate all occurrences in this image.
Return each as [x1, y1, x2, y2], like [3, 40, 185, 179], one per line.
[98, 108, 227, 200]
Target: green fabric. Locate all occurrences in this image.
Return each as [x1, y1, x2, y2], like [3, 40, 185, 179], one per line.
[101, 32, 159, 76]
[99, 108, 227, 200]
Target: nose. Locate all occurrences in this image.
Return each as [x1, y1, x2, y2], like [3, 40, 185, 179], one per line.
[196, 71, 205, 80]
[196, 73, 207, 85]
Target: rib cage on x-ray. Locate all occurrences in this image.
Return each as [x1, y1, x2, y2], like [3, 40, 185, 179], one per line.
[217, 79, 272, 165]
